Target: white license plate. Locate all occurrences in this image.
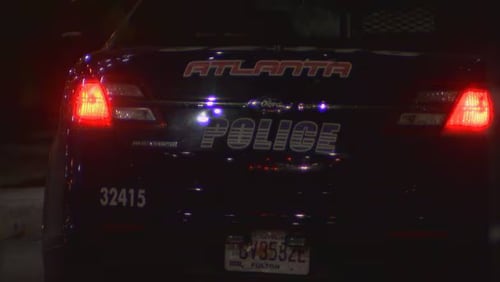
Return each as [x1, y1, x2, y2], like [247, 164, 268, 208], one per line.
[224, 231, 310, 275]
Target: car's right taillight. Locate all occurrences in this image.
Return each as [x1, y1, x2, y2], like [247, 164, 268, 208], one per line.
[73, 81, 111, 127]
[444, 88, 493, 134]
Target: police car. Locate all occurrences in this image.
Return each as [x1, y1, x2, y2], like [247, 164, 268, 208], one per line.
[43, 1, 499, 281]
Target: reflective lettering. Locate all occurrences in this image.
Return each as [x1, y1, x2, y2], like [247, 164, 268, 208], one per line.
[315, 123, 341, 154]
[277, 60, 304, 76]
[229, 61, 255, 76]
[324, 61, 352, 78]
[183, 61, 210, 77]
[227, 118, 255, 149]
[200, 118, 229, 148]
[289, 121, 318, 152]
[253, 119, 273, 150]
[272, 120, 293, 151]
[254, 61, 280, 76]
[99, 187, 146, 208]
[211, 60, 239, 76]
[184, 60, 353, 78]
[198, 118, 342, 154]
[304, 61, 329, 76]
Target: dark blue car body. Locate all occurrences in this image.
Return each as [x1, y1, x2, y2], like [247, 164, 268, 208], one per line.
[42, 1, 500, 281]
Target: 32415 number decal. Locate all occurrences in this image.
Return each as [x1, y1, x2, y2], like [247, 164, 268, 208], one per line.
[99, 187, 146, 208]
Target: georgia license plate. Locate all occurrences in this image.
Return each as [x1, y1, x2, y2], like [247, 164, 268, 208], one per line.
[224, 231, 310, 275]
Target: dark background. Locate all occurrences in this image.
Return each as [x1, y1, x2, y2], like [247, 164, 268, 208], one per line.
[1, 0, 498, 143]
[2, 0, 129, 143]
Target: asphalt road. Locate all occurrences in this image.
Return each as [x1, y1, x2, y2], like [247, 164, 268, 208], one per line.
[0, 131, 51, 282]
[0, 187, 44, 282]
[0, 239, 43, 282]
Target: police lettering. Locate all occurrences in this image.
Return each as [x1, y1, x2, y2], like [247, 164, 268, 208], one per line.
[200, 118, 341, 154]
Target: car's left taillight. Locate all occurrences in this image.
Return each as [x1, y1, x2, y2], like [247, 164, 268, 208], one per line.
[72, 81, 112, 127]
[443, 88, 493, 134]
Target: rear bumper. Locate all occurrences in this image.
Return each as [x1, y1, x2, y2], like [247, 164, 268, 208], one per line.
[46, 227, 492, 282]
[44, 129, 496, 280]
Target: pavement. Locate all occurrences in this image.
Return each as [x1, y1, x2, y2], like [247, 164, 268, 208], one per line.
[0, 130, 51, 282]
[0, 187, 44, 282]
[0, 129, 50, 242]
[0, 131, 52, 189]
[0, 188, 44, 241]
[0, 238, 43, 282]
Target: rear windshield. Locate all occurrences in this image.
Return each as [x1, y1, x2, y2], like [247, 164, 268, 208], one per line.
[111, 0, 494, 51]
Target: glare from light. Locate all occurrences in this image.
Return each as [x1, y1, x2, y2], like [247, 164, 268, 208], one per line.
[213, 108, 222, 115]
[299, 165, 310, 171]
[319, 102, 327, 112]
[196, 111, 210, 124]
[206, 96, 216, 107]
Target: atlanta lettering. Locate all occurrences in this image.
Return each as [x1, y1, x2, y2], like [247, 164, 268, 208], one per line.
[184, 60, 352, 78]
[200, 118, 341, 154]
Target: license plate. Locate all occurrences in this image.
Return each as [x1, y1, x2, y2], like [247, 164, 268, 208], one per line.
[224, 231, 310, 275]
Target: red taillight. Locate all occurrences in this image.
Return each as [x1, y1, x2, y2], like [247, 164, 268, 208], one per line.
[444, 88, 493, 133]
[73, 81, 111, 126]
